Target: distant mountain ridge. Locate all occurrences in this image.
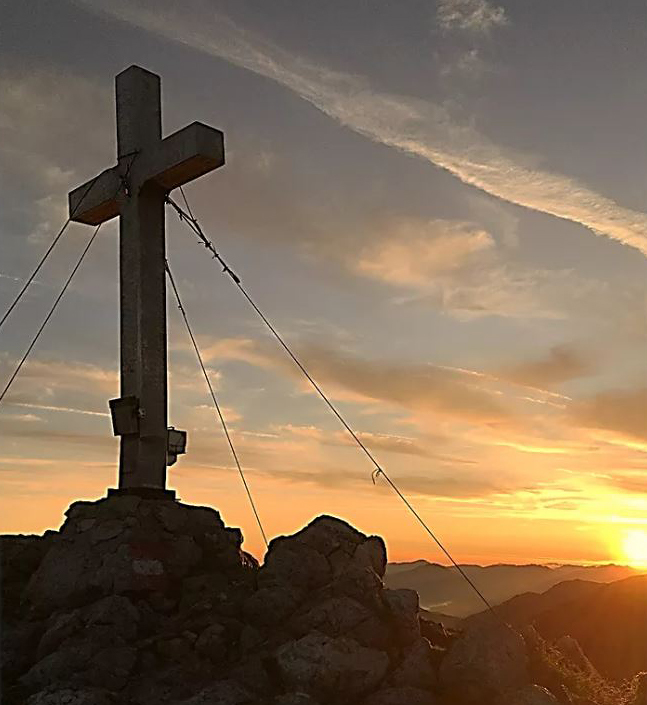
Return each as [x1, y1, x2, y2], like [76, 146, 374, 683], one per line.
[467, 574, 647, 681]
[385, 560, 641, 617]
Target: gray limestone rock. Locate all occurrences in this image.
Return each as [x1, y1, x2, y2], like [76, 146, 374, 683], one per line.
[361, 685, 437, 705]
[195, 623, 227, 662]
[390, 637, 437, 690]
[276, 632, 389, 700]
[382, 588, 420, 645]
[496, 684, 559, 704]
[244, 585, 302, 628]
[37, 611, 83, 661]
[261, 541, 331, 591]
[6, 505, 445, 705]
[632, 673, 647, 705]
[26, 688, 116, 705]
[82, 595, 140, 641]
[179, 680, 256, 704]
[439, 622, 529, 703]
[274, 695, 320, 705]
[287, 595, 389, 649]
[24, 495, 250, 617]
[555, 635, 596, 673]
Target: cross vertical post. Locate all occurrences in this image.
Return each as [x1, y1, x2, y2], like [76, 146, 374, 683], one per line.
[68, 66, 225, 497]
[118, 68, 166, 491]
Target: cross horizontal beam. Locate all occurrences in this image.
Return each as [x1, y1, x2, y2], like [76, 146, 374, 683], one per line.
[69, 122, 225, 226]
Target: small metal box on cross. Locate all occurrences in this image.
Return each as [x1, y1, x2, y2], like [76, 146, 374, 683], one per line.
[68, 65, 224, 498]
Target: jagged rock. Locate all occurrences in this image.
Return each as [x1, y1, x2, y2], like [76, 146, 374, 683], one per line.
[21, 641, 137, 693]
[37, 611, 83, 661]
[632, 672, 647, 705]
[83, 595, 140, 640]
[179, 680, 256, 704]
[382, 588, 420, 645]
[195, 623, 227, 661]
[156, 635, 193, 659]
[4, 502, 454, 705]
[361, 685, 437, 705]
[420, 619, 453, 649]
[25, 496, 248, 616]
[262, 540, 331, 591]
[25, 688, 116, 705]
[287, 595, 389, 649]
[261, 516, 386, 590]
[1, 534, 53, 619]
[244, 585, 301, 628]
[496, 684, 559, 704]
[239, 623, 263, 652]
[555, 635, 595, 673]
[390, 637, 437, 690]
[146, 590, 177, 614]
[275, 632, 389, 700]
[331, 560, 384, 609]
[439, 622, 528, 703]
[274, 695, 320, 705]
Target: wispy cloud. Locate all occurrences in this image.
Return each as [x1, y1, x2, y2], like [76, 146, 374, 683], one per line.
[349, 215, 590, 319]
[500, 344, 596, 389]
[355, 218, 494, 287]
[437, 0, 507, 33]
[5, 401, 111, 418]
[572, 387, 647, 443]
[76, 0, 647, 257]
[203, 335, 572, 425]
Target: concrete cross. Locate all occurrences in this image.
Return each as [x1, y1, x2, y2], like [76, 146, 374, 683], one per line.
[68, 66, 224, 497]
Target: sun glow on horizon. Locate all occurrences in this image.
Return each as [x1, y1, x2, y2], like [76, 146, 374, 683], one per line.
[622, 529, 647, 569]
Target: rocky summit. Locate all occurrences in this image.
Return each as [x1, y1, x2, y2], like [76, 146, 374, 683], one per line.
[0, 494, 638, 705]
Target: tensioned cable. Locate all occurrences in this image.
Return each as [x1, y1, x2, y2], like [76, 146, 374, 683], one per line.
[0, 151, 139, 405]
[0, 223, 102, 406]
[166, 193, 499, 618]
[0, 173, 101, 333]
[165, 258, 269, 549]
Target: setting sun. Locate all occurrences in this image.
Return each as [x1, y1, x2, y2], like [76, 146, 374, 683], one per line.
[622, 529, 647, 569]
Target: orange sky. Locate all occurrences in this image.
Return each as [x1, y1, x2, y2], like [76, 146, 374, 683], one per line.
[2, 0, 647, 569]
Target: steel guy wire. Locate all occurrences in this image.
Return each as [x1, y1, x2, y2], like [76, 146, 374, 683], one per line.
[165, 258, 269, 549]
[0, 151, 139, 407]
[0, 172, 102, 333]
[166, 192, 501, 620]
[0, 224, 102, 407]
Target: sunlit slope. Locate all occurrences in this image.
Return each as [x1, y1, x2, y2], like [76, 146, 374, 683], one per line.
[384, 561, 641, 617]
[469, 574, 647, 681]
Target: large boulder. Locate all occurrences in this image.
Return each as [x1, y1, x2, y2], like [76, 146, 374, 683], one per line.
[261, 516, 386, 592]
[632, 673, 647, 705]
[178, 681, 256, 705]
[275, 632, 389, 701]
[382, 588, 420, 645]
[274, 695, 320, 705]
[286, 595, 389, 649]
[5, 504, 448, 705]
[390, 637, 437, 690]
[1, 534, 52, 619]
[362, 685, 437, 705]
[24, 495, 248, 615]
[496, 684, 559, 704]
[439, 622, 528, 703]
[25, 688, 116, 705]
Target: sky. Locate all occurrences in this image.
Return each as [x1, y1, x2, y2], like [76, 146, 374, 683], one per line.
[2, 0, 647, 566]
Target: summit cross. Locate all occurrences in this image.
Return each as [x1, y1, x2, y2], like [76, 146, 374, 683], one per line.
[68, 65, 224, 496]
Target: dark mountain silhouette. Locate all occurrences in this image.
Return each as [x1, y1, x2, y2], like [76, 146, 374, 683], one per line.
[385, 561, 640, 617]
[468, 574, 647, 681]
